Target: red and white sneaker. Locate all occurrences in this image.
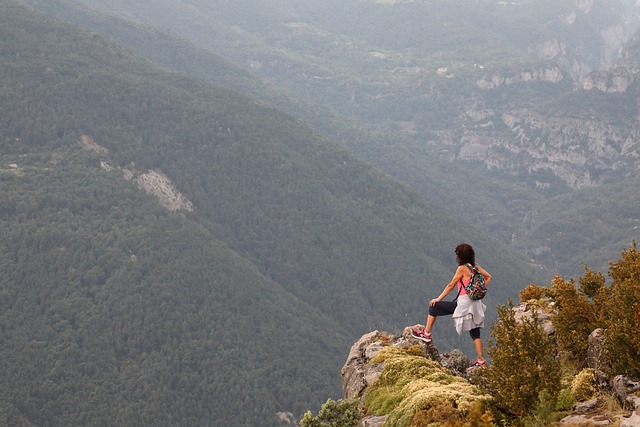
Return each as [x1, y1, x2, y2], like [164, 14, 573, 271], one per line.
[411, 328, 432, 343]
[472, 359, 487, 367]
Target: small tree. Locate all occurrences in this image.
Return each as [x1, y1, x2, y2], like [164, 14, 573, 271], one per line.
[550, 276, 598, 366]
[477, 301, 561, 418]
[601, 242, 640, 377]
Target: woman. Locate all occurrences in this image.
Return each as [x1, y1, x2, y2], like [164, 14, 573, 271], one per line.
[411, 243, 491, 367]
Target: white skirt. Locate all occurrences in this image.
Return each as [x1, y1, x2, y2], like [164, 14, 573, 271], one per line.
[452, 294, 486, 335]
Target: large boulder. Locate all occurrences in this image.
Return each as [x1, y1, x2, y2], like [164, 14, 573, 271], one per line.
[512, 300, 555, 336]
[440, 349, 472, 378]
[612, 376, 640, 412]
[341, 326, 437, 399]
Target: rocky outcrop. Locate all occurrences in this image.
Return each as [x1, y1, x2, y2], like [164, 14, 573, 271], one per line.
[79, 134, 109, 154]
[118, 165, 194, 212]
[341, 328, 444, 400]
[130, 169, 194, 212]
[356, 415, 386, 427]
[529, 38, 565, 61]
[586, 328, 607, 371]
[341, 330, 388, 401]
[497, 110, 640, 189]
[435, 99, 640, 190]
[342, 326, 485, 427]
[342, 326, 480, 402]
[612, 376, 640, 414]
[560, 376, 640, 426]
[618, 32, 640, 73]
[344, 312, 640, 427]
[476, 64, 563, 89]
[512, 299, 556, 335]
[583, 67, 634, 92]
[79, 134, 194, 212]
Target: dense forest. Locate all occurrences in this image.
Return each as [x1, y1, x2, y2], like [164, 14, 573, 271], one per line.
[0, 2, 548, 425]
[0, 148, 349, 425]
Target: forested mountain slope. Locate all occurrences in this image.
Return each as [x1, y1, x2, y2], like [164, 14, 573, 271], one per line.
[22, 0, 640, 277]
[0, 148, 348, 425]
[1, 2, 545, 425]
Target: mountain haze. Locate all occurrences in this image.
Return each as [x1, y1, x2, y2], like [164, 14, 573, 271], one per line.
[1, 2, 547, 425]
[29, 0, 640, 277]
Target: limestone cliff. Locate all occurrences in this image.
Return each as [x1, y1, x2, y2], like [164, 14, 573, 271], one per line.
[79, 134, 194, 212]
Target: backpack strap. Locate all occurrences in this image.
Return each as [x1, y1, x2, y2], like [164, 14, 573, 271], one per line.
[452, 280, 462, 302]
[453, 264, 475, 302]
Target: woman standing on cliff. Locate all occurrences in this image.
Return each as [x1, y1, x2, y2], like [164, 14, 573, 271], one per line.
[411, 243, 491, 367]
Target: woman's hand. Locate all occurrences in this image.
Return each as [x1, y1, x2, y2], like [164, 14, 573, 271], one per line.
[429, 298, 439, 307]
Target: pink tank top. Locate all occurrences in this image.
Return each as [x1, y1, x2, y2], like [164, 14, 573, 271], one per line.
[458, 278, 471, 296]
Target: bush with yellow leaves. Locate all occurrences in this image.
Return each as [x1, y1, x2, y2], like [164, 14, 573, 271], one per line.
[571, 368, 596, 402]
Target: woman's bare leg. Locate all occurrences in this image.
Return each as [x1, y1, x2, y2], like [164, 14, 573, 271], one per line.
[473, 338, 485, 362]
[425, 314, 436, 333]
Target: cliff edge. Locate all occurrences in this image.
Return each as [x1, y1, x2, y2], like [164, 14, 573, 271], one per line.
[341, 306, 640, 427]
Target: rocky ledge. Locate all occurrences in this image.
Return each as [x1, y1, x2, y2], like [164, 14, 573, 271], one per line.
[342, 315, 640, 426]
[341, 326, 485, 427]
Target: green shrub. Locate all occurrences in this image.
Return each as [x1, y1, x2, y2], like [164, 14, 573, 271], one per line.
[555, 388, 574, 412]
[299, 398, 362, 427]
[522, 389, 558, 427]
[477, 301, 561, 418]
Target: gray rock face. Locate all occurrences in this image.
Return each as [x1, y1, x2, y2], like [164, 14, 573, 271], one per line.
[586, 328, 607, 371]
[620, 412, 640, 427]
[574, 397, 600, 414]
[440, 349, 471, 378]
[476, 64, 564, 89]
[341, 326, 439, 400]
[612, 376, 640, 412]
[583, 67, 634, 92]
[356, 415, 387, 427]
[512, 300, 556, 336]
[341, 330, 388, 400]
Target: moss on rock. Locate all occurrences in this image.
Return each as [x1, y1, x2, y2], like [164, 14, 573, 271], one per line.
[365, 346, 492, 427]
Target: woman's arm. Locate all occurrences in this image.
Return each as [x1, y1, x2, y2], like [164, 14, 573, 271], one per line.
[477, 264, 492, 285]
[430, 265, 465, 306]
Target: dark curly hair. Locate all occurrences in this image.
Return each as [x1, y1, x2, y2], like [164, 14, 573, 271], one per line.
[455, 243, 475, 266]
